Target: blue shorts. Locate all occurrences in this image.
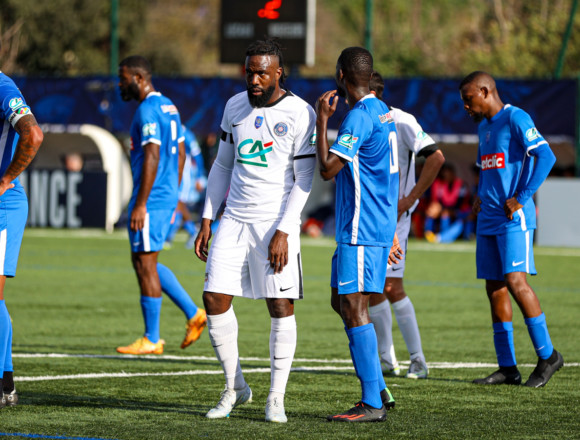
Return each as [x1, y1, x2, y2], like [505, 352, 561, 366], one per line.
[476, 230, 536, 281]
[330, 243, 389, 294]
[0, 186, 28, 277]
[127, 208, 174, 253]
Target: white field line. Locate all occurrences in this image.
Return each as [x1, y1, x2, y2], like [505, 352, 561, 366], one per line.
[12, 353, 579, 382]
[23, 229, 580, 256]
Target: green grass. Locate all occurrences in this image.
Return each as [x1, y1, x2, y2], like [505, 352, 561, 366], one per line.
[1, 230, 579, 439]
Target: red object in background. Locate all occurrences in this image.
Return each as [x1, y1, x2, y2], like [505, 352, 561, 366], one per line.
[258, 0, 282, 19]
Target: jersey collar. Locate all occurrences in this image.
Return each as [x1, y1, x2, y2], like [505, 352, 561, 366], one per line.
[489, 104, 511, 123]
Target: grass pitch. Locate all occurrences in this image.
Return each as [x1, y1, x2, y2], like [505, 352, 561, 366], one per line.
[0, 230, 578, 439]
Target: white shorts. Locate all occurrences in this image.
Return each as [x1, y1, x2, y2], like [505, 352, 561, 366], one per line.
[204, 215, 303, 300]
[386, 211, 411, 279]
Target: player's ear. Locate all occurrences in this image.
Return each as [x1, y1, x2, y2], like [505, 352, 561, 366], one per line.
[481, 86, 489, 99]
[276, 66, 283, 81]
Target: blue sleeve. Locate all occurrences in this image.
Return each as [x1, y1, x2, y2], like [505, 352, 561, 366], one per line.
[0, 83, 31, 127]
[136, 104, 162, 146]
[515, 143, 555, 206]
[329, 109, 372, 162]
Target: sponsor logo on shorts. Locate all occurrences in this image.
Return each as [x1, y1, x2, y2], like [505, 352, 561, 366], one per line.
[142, 122, 157, 137]
[526, 127, 540, 142]
[254, 116, 264, 128]
[338, 280, 354, 286]
[9, 97, 24, 110]
[512, 260, 524, 267]
[481, 153, 505, 170]
[237, 138, 273, 167]
[274, 122, 288, 136]
[337, 134, 358, 150]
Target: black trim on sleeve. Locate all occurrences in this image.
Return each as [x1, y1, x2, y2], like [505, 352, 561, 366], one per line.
[220, 130, 233, 144]
[294, 154, 316, 160]
[417, 144, 439, 158]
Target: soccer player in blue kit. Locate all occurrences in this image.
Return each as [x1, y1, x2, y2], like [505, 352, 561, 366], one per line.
[316, 47, 402, 422]
[116, 56, 206, 355]
[0, 71, 44, 408]
[459, 71, 563, 387]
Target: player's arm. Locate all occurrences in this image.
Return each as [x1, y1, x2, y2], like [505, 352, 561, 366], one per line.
[271, 108, 317, 273]
[0, 114, 43, 196]
[177, 140, 185, 185]
[315, 90, 346, 180]
[131, 142, 159, 231]
[195, 130, 235, 262]
[504, 114, 556, 220]
[399, 147, 445, 218]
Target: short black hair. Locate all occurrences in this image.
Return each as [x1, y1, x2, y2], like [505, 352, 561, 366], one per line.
[369, 71, 384, 100]
[245, 38, 287, 84]
[337, 47, 373, 83]
[119, 55, 152, 79]
[459, 71, 489, 89]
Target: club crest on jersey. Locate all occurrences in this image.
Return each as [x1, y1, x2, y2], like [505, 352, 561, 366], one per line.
[237, 138, 273, 167]
[255, 116, 264, 128]
[142, 122, 157, 137]
[8, 97, 24, 110]
[274, 122, 288, 137]
[481, 153, 505, 170]
[338, 133, 358, 149]
[526, 127, 540, 142]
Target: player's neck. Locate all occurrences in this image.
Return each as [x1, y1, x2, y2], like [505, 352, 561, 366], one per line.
[486, 99, 505, 120]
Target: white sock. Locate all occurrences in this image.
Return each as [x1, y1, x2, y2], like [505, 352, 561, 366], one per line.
[268, 315, 297, 400]
[369, 299, 398, 369]
[392, 296, 425, 362]
[207, 306, 246, 390]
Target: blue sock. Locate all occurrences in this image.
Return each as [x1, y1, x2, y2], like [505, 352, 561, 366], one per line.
[165, 211, 183, 243]
[463, 219, 474, 239]
[0, 301, 10, 376]
[439, 219, 464, 243]
[525, 313, 554, 360]
[4, 315, 12, 372]
[424, 217, 435, 233]
[183, 220, 197, 236]
[493, 322, 517, 367]
[140, 296, 162, 343]
[346, 324, 382, 409]
[157, 263, 198, 320]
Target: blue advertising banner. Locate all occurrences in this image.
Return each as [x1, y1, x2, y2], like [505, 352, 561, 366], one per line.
[12, 76, 576, 138]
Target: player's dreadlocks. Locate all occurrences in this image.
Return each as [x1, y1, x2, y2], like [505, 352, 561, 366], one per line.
[246, 38, 288, 85]
[337, 47, 373, 84]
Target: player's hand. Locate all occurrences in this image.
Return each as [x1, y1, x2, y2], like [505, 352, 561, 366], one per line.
[130, 204, 147, 231]
[194, 218, 213, 262]
[268, 229, 289, 274]
[0, 178, 15, 198]
[388, 235, 404, 265]
[316, 90, 339, 122]
[504, 194, 523, 220]
[472, 195, 482, 215]
[397, 196, 415, 220]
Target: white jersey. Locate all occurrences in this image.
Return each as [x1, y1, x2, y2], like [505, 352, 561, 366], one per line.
[210, 90, 316, 226]
[390, 107, 436, 213]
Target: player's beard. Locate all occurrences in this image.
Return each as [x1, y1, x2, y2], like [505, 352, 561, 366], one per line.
[471, 112, 484, 123]
[120, 81, 140, 102]
[247, 85, 276, 108]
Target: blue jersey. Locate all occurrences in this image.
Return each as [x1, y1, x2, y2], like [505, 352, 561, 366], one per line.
[129, 92, 184, 211]
[0, 73, 33, 189]
[330, 95, 399, 246]
[476, 104, 549, 234]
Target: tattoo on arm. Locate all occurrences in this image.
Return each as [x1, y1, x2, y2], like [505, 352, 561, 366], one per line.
[4, 115, 43, 182]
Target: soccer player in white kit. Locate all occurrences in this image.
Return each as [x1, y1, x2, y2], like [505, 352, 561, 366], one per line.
[194, 39, 316, 423]
[368, 71, 445, 379]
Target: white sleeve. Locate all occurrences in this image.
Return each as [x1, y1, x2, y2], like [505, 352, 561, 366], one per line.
[276, 156, 316, 234]
[276, 105, 316, 233]
[202, 134, 235, 220]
